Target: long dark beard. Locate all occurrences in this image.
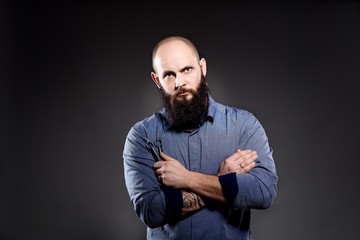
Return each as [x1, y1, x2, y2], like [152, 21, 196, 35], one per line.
[160, 75, 209, 131]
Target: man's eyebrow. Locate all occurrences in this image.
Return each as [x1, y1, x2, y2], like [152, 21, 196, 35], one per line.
[162, 65, 193, 77]
[179, 65, 193, 72]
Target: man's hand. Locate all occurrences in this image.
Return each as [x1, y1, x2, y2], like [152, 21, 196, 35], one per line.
[153, 152, 190, 188]
[218, 149, 257, 176]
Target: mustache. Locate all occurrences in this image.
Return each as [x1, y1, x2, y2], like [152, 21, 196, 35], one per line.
[174, 84, 186, 94]
[174, 84, 197, 97]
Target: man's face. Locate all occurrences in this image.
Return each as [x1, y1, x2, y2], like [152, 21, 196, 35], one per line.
[151, 39, 209, 130]
[152, 40, 205, 99]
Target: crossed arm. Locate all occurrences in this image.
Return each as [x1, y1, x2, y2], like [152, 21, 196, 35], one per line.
[154, 149, 258, 218]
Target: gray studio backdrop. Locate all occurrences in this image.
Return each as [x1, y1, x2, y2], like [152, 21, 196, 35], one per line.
[2, 1, 360, 240]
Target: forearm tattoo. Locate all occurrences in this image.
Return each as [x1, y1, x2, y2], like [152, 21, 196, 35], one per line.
[181, 191, 206, 218]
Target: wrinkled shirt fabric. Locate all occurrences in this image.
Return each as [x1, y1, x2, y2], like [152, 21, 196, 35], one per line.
[123, 95, 278, 240]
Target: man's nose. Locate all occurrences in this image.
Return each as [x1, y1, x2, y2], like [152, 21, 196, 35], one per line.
[175, 76, 186, 90]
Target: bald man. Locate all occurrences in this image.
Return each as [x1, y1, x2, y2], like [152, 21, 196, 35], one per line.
[123, 36, 278, 239]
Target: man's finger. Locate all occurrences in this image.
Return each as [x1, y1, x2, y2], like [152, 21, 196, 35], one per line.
[160, 152, 177, 162]
[240, 162, 256, 173]
[240, 152, 258, 168]
[235, 149, 253, 161]
[159, 152, 169, 161]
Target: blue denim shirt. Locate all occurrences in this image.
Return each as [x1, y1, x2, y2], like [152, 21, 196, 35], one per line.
[123, 95, 278, 240]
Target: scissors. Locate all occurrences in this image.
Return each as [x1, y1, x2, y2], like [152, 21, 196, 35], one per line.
[146, 138, 163, 162]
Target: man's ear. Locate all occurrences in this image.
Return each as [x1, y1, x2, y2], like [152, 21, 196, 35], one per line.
[199, 58, 207, 76]
[151, 72, 161, 89]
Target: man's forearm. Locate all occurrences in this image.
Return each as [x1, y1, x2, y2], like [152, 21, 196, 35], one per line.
[184, 172, 227, 204]
[180, 173, 227, 218]
[155, 152, 244, 206]
[181, 191, 206, 218]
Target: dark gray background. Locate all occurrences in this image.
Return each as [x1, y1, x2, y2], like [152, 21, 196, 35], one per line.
[2, 1, 360, 240]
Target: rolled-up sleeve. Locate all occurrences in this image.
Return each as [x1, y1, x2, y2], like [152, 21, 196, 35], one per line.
[220, 112, 278, 210]
[123, 125, 183, 228]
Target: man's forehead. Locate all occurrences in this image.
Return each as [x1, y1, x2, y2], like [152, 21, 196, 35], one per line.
[155, 55, 195, 68]
[154, 51, 197, 72]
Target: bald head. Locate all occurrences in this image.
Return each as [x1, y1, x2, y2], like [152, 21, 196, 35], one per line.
[152, 36, 200, 72]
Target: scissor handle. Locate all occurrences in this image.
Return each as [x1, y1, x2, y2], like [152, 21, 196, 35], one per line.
[146, 140, 153, 149]
[155, 139, 163, 153]
[146, 140, 161, 161]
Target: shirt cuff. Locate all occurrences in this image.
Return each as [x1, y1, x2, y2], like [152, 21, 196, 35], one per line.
[218, 172, 238, 205]
[162, 186, 182, 224]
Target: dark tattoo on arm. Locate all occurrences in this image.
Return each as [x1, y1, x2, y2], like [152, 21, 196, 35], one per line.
[181, 191, 206, 218]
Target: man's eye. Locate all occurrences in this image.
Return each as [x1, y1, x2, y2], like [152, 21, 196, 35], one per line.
[184, 67, 192, 72]
[165, 73, 175, 78]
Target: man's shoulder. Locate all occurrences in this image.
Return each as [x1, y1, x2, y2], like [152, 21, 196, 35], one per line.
[125, 110, 167, 142]
[131, 110, 165, 131]
[211, 98, 254, 118]
[230, 106, 254, 119]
